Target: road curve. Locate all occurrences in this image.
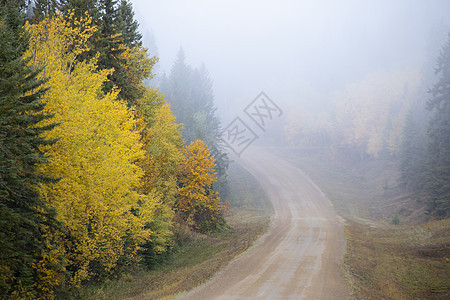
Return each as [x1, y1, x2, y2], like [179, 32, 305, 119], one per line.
[182, 147, 348, 299]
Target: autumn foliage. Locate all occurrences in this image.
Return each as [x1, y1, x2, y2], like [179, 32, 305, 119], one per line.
[0, 4, 225, 298]
[177, 140, 224, 232]
[25, 12, 154, 286]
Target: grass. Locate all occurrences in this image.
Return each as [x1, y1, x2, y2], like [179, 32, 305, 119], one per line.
[77, 162, 272, 299]
[345, 219, 450, 299]
[276, 146, 450, 299]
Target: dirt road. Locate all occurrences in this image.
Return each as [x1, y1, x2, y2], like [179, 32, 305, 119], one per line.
[182, 148, 348, 299]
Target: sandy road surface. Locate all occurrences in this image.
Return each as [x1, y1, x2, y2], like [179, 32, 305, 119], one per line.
[181, 148, 348, 299]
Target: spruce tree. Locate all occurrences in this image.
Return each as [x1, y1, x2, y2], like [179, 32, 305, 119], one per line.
[32, 0, 60, 20]
[0, 1, 61, 296]
[60, 0, 98, 21]
[425, 31, 450, 218]
[162, 50, 229, 198]
[116, 0, 141, 47]
[163, 47, 195, 138]
[399, 112, 427, 191]
[190, 65, 229, 197]
[62, 0, 143, 105]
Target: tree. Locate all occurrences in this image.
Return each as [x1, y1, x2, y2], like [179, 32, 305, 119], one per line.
[142, 29, 161, 87]
[32, 0, 61, 20]
[137, 89, 183, 267]
[177, 140, 224, 232]
[0, 1, 63, 297]
[138, 90, 183, 201]
[333, 70, 421, 159]
[116, 0, 141, 47]
[424, 31, 450, 218]
[162, 51, 229, 197]
[190, 65, 229, 196]
[120, 44, 158, 105]
[61, 0, 146, 105]
[25, 13, 153, 285]
[162, 47, 194, 136]
[399, 112, 427, 191]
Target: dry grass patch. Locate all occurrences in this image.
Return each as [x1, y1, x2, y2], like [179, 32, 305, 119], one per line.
[345, 219, 450, 299]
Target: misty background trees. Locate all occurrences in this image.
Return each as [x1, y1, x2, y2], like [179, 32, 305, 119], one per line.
[282, 31, 450, 219]
[423, 32, 450, 217]
[160, 48, 229, 198]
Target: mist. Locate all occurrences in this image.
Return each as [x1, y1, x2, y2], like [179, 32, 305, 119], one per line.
[131, 0, 449, 125]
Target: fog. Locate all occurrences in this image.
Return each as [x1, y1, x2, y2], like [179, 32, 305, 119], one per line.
[130, 0, 449, 123]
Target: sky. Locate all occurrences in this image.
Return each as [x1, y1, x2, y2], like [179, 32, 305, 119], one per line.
[130, 0, 450, 121]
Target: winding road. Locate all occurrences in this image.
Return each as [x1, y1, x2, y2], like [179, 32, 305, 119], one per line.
[182, 148, 348, 299]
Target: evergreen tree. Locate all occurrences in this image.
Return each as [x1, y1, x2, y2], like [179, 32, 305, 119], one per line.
[0, 1, 61, 296]
[163, 47, 194, 137]
[32, 0, 60, 20]
[425, 31, 450, 218]
[190, 65, 229, 197]
[60, 0, 98, 20]
[162, 49, 229, 198]
[143, 29, 160, 87]
[95, 0, 127, 97]
[61, 0, 144, 105]
[399, 111, 427, 192]
[116, 0, 141, 47]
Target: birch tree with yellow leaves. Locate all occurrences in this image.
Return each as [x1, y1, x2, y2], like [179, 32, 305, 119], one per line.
[25, 13, 156, 285]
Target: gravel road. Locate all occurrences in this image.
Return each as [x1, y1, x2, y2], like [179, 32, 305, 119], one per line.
[182, 147, 348, 299]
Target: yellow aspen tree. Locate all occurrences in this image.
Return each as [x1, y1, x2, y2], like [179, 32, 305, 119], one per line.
[25, 13, 154, 285]
[136, 88, 184, 260]
[139, 93, 183, 201]
[177, 139, 224, 232]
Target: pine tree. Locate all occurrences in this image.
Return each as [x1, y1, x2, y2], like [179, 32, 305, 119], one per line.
[162, 50, 229, 198]
[32, 0, 60, 20]
[0, 1, 62, 296]
[116, 0, 141, 47]
[60, 0, 98, 21]
[399, 112, 427, 191]
[425, 31, 450, 218]
[162, 47, 194, 137]
[190, 65, 229, 197]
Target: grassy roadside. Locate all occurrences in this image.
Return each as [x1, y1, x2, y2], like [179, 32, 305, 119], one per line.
[345, 219, 450, 299]
[78, 162, 272, 299]
[277, 147, 450, 299]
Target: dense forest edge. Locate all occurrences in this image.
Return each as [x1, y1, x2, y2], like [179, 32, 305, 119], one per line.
[0, 1, 234, 298]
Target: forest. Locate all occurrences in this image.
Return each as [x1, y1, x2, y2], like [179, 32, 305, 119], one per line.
[0, 0, 229, 298]
[1, 0, 450, 299]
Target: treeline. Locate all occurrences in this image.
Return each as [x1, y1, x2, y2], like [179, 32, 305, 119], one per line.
[284, 31, 450, 219]
[400, 32, 450, 219]
[0, 0, 226, 298]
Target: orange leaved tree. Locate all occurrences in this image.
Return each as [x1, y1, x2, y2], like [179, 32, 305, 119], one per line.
[177, 140, 224, 232]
